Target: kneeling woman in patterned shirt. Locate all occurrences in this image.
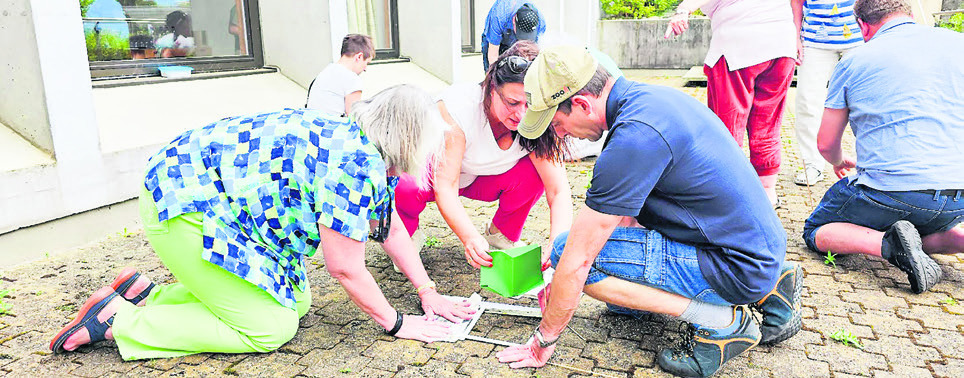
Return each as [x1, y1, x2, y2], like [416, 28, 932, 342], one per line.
[50, 85, 474, 360]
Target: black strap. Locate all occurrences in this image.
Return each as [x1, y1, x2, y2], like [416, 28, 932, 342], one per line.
[305, 77, 316, 108]
[385, 311, 403, 336]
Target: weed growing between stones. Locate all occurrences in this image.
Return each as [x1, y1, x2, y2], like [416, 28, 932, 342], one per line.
[830, 328, 863, 349]
[0, 289, 11, 315]
[823, 250, 837, 268]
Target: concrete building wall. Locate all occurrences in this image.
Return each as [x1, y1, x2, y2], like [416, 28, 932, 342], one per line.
[0, 0, 53, 155]
[598, 18, 711, 69]
[398, 0, 461, 84]
[258, 0, 335, 88]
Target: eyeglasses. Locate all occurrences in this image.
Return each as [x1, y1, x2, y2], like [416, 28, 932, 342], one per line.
[497, 56, 531, 74]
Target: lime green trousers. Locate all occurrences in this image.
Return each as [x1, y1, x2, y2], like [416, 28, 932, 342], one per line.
[111, 190, 311, 360]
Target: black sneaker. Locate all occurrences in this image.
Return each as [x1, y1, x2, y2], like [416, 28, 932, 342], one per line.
[657, 306, 761, 377]
[882, 221, 942, 294]
[752, 262, 802, 345]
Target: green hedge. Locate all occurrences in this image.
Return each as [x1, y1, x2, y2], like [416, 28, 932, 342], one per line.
[938, 13, 964, 33]
[601, 0, 679, 19]
[85, 31, 131, 61]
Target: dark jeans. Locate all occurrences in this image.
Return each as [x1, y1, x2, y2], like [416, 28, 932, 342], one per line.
[803, 176, 964, 252]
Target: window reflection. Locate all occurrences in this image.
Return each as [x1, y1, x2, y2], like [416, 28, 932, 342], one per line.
[80, 0, 248, 62]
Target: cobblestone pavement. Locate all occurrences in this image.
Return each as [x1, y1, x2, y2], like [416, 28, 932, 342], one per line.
[1, 76, 962, 377]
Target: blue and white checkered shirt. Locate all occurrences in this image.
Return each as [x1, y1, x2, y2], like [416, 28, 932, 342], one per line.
[144, 109, 395, 309]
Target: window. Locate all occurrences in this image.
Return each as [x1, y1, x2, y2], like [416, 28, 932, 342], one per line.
[461, 0, 475, 53]
[347, 0, 399, 59]
[80, 0, 263, 79]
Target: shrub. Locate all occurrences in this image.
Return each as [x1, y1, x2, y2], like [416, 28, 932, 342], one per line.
[85, 31, 132, 61]
[938, 13, 964, 33]
[601, 0, 678, 19]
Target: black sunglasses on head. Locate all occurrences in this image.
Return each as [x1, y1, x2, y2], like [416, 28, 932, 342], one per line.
[497, 56, 531, 74]
[369, 188, 393, 243]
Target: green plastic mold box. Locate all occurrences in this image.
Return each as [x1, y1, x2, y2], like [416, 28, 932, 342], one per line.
[480, 244, 544, 298]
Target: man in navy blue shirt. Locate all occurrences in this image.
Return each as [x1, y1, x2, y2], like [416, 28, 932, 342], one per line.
[495, 46, 799, 378]
[481, 0, 545, 70]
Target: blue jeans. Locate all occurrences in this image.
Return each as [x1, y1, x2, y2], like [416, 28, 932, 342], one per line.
[803, 176, 964, 252]
[551, 227, 731, 307]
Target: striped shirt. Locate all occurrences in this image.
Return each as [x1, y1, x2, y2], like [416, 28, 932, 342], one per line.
[801, 0, 863, 49]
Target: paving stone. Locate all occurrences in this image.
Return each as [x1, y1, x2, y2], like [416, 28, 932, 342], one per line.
[842, 288, 909, 311]
[361, 340, 435, 372]
[804, 342, 887, 376]
[140, 353, 209, 371]
[455, 355, 533, 378]
[229, 351, 305, 377]
[805, 274, 854, 293]
[631, 366, 671, 377]
[431, 340, 493, 364]
[565, 316, 608, 344]
[872, 365, 934, 378]
[750, 348, 831, 377]
[913, 328, 964, 359]
[298, 344, 373, 377]
[804, 293, 864, 317]
[535, 345, 595, 377]
[715, 353, 770, 378]
[769, 329, 823, 351]
[863, 335, 941, 368]
[805, 314, 874, 340]
[394, 359, 462, 378]
[890, 288, 956, 307]
[930, 358, 964, 378]
[161, 359, 233, 376]
[897, 305, 964, 331]
[851, 310, 923, 337]
[484, 323, 532, 345]
[281, 323, 344, 354]
[581, 339, 655, 372]
[573, 296, 608, 320]
[2, 353, 80, 376]
[590, 367, 631, 377]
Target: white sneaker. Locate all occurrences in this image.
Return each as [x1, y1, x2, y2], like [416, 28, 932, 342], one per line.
[483, 222, 525, 250]
[393, 229, 426, 272]
[794, 166, 825, 186]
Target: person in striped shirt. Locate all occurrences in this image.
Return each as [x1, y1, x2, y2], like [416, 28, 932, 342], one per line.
[791, 0, 863, 185]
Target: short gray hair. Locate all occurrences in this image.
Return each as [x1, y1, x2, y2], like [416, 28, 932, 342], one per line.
[350, 84, 447, 187]
[854, 0, 911, 24]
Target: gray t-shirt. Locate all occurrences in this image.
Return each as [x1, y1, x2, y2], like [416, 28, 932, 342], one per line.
[306, 63, 362, 116]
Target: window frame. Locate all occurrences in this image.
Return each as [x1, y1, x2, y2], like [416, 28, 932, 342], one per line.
[373, 0, 400, 60]
[461, 0, 475, 53]
[87, 0, 264, 80]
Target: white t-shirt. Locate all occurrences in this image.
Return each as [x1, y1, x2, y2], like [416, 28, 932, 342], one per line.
[306, 63, 362, 116]
[438, 82, 529, 188]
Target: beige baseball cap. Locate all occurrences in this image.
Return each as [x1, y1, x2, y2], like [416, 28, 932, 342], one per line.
[518, 45, 598, 139]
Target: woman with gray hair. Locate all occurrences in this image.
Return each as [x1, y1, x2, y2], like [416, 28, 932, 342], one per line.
[50, 85, 474, 360]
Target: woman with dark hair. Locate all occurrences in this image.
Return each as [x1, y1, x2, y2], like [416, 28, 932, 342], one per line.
[394, 41, 573, 269]
[156, 10, 194, 58]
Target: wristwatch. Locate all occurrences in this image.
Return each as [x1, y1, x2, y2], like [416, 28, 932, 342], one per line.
[533, 327, 559, 348]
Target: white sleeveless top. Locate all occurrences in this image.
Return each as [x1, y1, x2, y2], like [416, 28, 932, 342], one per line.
[438, 83, 530, 188]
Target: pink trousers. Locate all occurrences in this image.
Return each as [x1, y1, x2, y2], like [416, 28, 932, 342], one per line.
[394, 156, 545, 242]
[704, 56, 794, 177]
